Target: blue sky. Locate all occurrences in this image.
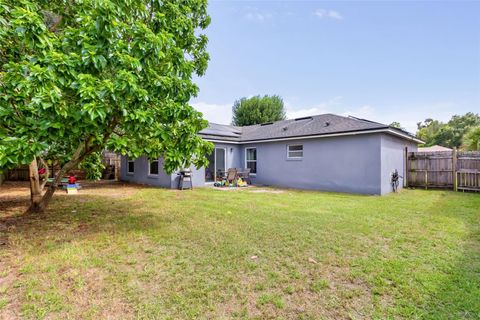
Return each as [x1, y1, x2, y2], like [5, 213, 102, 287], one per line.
[191, 1, 480, 133]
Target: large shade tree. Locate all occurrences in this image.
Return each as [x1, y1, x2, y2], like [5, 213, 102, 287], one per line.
[232, 95, 286, 126]
[0, 0, 213, 212]
[416, 113, 480, 148]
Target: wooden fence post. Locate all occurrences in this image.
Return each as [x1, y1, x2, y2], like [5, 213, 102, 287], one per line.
[425, 155, 428, 190]
[425, 170, 428, 190]
[452, 147, 457, 192]
[404, 147, 408, 188]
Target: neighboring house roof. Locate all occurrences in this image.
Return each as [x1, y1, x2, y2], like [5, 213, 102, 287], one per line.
[199, 113, 424, 144]
[417, 145, 452, 152]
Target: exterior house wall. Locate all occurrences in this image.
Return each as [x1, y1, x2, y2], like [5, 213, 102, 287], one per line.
[240, 134, 383, 194]
[120, 156, 172, 187]
[171, 165, 206, 188]
[208, 142, 243, 170]
[379, 134, 418, 194]
[120, 142, 241, 188]
[120, 134, 419, 195]
[169, 142, 242, 188]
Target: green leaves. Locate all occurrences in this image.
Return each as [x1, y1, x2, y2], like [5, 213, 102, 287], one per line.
[79, 151, 105, 180]
[0, 0, 211, 178]
[417, 113, 480, 148]
[463, 126, 480, 151]
[232, 95, 286, 126]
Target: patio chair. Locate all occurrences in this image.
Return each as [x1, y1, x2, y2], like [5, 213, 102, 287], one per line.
[240, 168, 251, 184]
[226, 168, 237, 184]
[216, 169, 226, 181]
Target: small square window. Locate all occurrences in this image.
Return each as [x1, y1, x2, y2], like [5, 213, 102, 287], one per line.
[127, 159, 135, 174]
[149, 159, 159, 176]
[287, 145, 303, 159]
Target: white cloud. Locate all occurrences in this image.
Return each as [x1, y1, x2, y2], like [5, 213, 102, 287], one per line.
[286, 96, 342, 119]
[287, 107, 328, 119]
[285, 96, 342, 118]
[342, 105, 376, 119]
[314, 9, 344, 20]
[328, 11, 343, 20]
[191, 101, 232, 125]
[244, 7, 273, 22]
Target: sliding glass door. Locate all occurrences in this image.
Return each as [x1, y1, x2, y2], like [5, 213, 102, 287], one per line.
[205, 148, 226, 182]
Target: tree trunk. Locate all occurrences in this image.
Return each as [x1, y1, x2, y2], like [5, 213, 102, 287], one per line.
[27, 158, 42, 213]
[28, 160, 78, 213]
[39, 157, 49, 190]
[27, 143, 87, 213]
[25, 120, 116, 213]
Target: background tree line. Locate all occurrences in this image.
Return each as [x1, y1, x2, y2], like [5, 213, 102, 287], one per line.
[416, 112, 480, 150]
[231, 96, 479, 151]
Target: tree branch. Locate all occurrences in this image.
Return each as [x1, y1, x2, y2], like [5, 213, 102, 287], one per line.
[38, 157, 49, 190]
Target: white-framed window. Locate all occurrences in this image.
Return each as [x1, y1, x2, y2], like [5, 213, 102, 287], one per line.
[148, 158, 159, 176]
[287, 144, 303, 159]
[127, 158, 135, 174]
[245, 148, 257, 174]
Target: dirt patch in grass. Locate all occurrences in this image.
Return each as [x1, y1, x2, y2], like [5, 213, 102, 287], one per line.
[210, 186, 285, 194]
[58, 267, 134, 319]
[211, 186, 251, 191]
[0, 182, 30, 219]
[0, 181, 141, 247]
[0, 181, 140, 214]
[0, 263, 18, 319]
[248, 189, 285, 194]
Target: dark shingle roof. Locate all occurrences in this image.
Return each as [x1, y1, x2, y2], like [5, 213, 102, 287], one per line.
[198, 122, 242, 142]
[199, 113, 420, 143]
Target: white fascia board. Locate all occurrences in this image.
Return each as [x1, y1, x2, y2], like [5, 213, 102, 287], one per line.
[204, 129, 424, 145]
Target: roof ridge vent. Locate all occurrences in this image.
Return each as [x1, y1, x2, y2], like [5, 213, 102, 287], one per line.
[294, 116, 313, 121]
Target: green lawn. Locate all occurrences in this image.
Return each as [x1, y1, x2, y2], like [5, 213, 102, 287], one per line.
[1, 183, 479, 319]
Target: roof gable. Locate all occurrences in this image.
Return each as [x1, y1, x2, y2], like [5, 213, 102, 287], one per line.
[199, 113, 422, 144]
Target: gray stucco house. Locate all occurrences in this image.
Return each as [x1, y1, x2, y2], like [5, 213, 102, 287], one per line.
[120, 113, 422, 195]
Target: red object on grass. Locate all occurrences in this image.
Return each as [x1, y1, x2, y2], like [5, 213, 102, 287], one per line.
[68, 175, 76, 184]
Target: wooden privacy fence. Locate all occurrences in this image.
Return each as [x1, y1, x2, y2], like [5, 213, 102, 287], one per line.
[6, 165, 29, 181]
[407, 150, 480, 192]
[6, 164, 88, 181]
[4, 152, 121, 182]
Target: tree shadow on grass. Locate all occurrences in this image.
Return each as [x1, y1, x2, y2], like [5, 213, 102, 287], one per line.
[0, 181, 171, 250]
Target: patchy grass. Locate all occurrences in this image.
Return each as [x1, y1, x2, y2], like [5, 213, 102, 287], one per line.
[0, 182, 479, 319]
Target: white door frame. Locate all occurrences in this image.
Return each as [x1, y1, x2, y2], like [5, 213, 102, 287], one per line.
[214, 147, 227, 181]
